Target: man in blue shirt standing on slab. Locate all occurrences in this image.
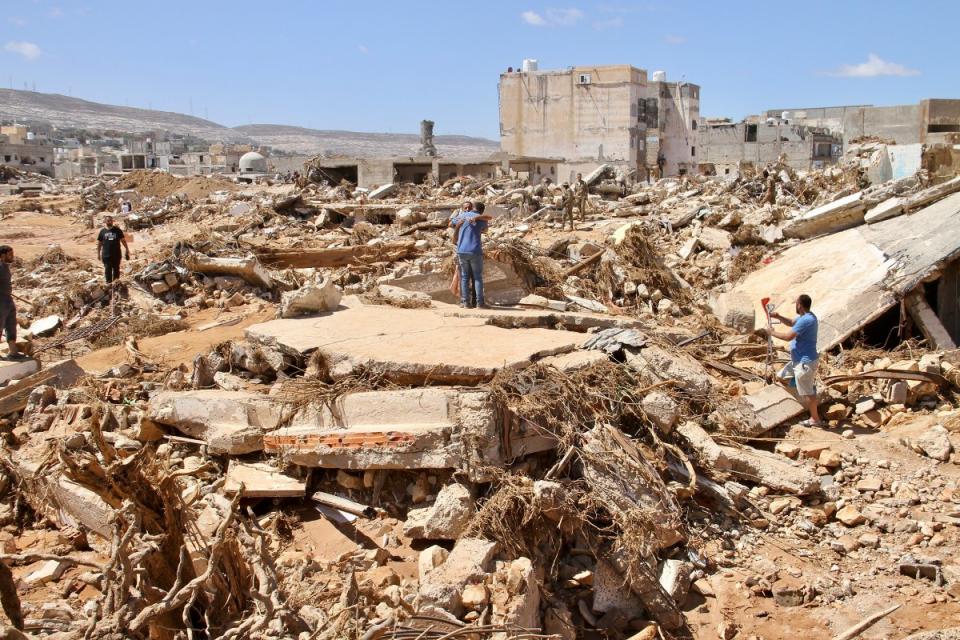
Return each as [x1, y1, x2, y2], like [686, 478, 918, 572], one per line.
[771, 294, 822, 426]
[449, 203, 489, 309]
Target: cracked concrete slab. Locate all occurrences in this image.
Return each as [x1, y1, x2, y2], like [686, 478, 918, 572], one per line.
[245, 300, 590, 384]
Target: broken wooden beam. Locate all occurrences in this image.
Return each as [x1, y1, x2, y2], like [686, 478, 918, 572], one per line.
[905, 291, 957, 349]
[256, 240, 418, 269]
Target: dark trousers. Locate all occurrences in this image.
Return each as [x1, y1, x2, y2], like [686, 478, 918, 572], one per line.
[103, 255, 122, 283]
[0, 297, 16, 343]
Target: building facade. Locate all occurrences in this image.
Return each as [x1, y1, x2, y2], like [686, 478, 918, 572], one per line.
[498, 64, 700, 181]
[0, 125, 54, 175]
[699, 117, 840, 175]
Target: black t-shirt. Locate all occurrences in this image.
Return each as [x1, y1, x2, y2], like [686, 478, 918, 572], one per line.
[98, 227, 125, 259]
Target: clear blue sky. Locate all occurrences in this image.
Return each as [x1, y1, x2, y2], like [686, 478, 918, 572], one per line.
[2, 0, 957, 139]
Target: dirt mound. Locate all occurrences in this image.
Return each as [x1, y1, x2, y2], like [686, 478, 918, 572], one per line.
[114, 170, 236, 200]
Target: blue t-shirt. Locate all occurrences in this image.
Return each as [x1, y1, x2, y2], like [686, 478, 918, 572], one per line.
[790, 312, 819, 363]
[450, 211, 487, 255]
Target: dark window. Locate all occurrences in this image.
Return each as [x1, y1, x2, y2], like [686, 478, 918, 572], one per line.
[745, 124, 758, 142]
[928, 124, 960, 133]
[691, 120, 698, 130]
[691, 146, 696, 156]
[724, 168, 731, 175]
[3, 155, 10, 162]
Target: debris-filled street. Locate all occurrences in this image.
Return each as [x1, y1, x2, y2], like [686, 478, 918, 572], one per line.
[0, 139, 958, 640]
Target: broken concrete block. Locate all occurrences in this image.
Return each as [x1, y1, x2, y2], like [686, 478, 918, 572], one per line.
[50, 476, 113, 538]
[402, 483, 475, 540]
[26, 315, 61, 337]
[151, 281, 171, 295]
[519, 294, 567, 312]
[625, 345, 715, 396]
[697, 227, 732, 251]
[0, 358, 41, 387]
[223, 461, 305, 498]
[642, 391, 679, 433]
[376, 284, 431, 306]
[915, 425, 952, 461]
[265, 388, 502, 472]
[24, 559, 67, 585]
[864, 196, 905, 224]
[677, 422, 730, 470]
[418, 538, 498, 616]
[148, 390, 291, 454]
[213, 371, 245, 391]
[659, 559, 694, 603]
[721, 445, 819, 495]
[677, 237, 699, 260]
[742, 385, 805, 434]
[1, 362, 84, 422]
[835, 505, 866, 527]
[492, 557, 540, 630]
[593, 559, 644, 614]
[368, 183, 397, 200]
[418, 545, 449, 580]
[279, 278, 342, 318]
[710, 292, 756, 333]
[783, 191, 865, 239]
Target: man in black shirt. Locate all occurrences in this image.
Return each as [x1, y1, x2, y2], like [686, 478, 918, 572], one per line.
[97, 216, 130, 284]
[0, 245, 27, 360]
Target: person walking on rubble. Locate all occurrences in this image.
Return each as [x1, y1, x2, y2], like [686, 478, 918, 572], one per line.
[574, 173, 589, 222]
[560, 183, 576, 231]
[449, 201, 489, 309]
[768, 294, 822, 426]
[97, 215, 130, 285]
[0, 246, 27, 361]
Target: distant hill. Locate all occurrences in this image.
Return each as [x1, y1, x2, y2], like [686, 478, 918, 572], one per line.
[232, 124, 500, 158]
[0, 89, 500, 157]
[0, 89, 249, 142]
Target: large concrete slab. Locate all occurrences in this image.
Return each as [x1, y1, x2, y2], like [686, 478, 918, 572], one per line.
[246, 302, 587, 384]
[734, 191, 960, 352]
[390, 259, 526, 306]
[783, 191, 865, 239]
[264, 388, 512, 471]
[0, 358, 40, 386]
[743, 385, 805, 434]
[148, 390, 293, 454]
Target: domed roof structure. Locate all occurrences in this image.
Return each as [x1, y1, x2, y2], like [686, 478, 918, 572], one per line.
[239, 151, 267, 173]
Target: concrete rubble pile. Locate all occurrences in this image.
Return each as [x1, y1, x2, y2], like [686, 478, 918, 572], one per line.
[0, 160, 958, 640]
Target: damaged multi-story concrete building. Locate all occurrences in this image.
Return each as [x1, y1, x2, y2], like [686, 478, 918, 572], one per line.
[699, 98, 960, 177]
[498, 63, 700, 182]
[0, 124, 54, 176]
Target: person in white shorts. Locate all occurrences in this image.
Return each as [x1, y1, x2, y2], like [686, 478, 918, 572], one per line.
[770, 294, 822, 426]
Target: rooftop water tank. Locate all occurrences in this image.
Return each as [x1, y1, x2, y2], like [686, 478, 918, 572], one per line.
[652, 70, 667, 82]
[522, 58, 538, 73]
